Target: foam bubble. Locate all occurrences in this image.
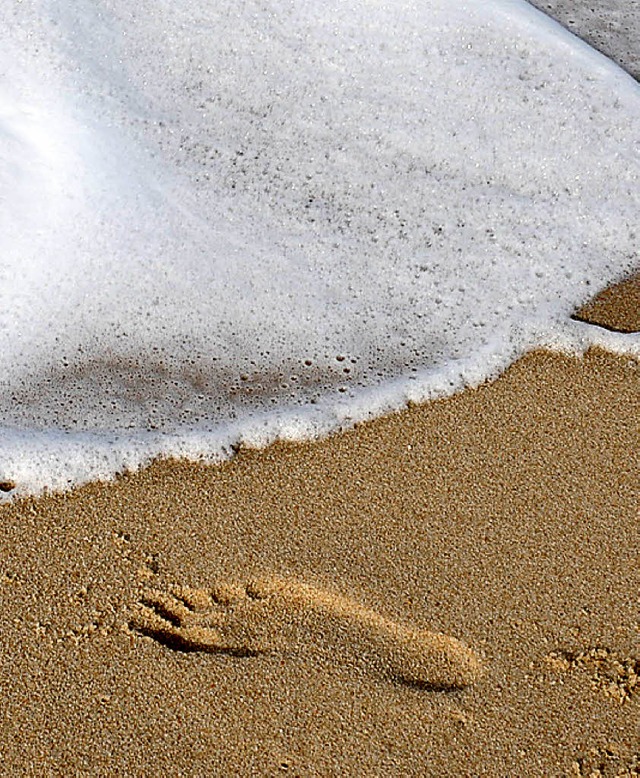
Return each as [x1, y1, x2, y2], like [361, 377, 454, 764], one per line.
[0, 0, 638, 495]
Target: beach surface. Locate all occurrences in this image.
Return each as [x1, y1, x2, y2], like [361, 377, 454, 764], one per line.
[0, 279, 637, 776]
[1, 2, 639, 775]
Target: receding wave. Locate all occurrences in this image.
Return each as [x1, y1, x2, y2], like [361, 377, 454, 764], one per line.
[0, 0, 638, 494]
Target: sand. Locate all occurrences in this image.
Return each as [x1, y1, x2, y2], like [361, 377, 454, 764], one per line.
[574, 272, 640, 334]
[0, 271, 637, 776]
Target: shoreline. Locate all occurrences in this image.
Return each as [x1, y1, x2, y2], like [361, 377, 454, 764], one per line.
[1, 335, 637, 774]
[2, 271, 638, 501]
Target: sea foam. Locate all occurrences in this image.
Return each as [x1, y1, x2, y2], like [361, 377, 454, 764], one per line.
[0, 0, 638, 495]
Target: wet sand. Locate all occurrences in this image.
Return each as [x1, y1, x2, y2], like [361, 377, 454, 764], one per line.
[0, 274, 637, 775]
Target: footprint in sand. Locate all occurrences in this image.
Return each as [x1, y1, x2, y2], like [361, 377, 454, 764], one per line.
[129, 576, 481, 690]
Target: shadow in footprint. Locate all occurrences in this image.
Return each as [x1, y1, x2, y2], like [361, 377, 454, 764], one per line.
[130, 577, 482, 691]
[133, 592, 261, 657]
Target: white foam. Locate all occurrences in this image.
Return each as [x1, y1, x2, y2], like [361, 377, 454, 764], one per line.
[0, 0, 638, 496]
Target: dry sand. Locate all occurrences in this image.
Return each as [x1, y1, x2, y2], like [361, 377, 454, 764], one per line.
[0, 276, 637, 776]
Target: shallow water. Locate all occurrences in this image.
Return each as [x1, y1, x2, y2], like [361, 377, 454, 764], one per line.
[1, 0, 639, 494]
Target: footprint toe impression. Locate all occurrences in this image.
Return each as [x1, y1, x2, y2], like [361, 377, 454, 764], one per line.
[130, 587, 262, 657]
